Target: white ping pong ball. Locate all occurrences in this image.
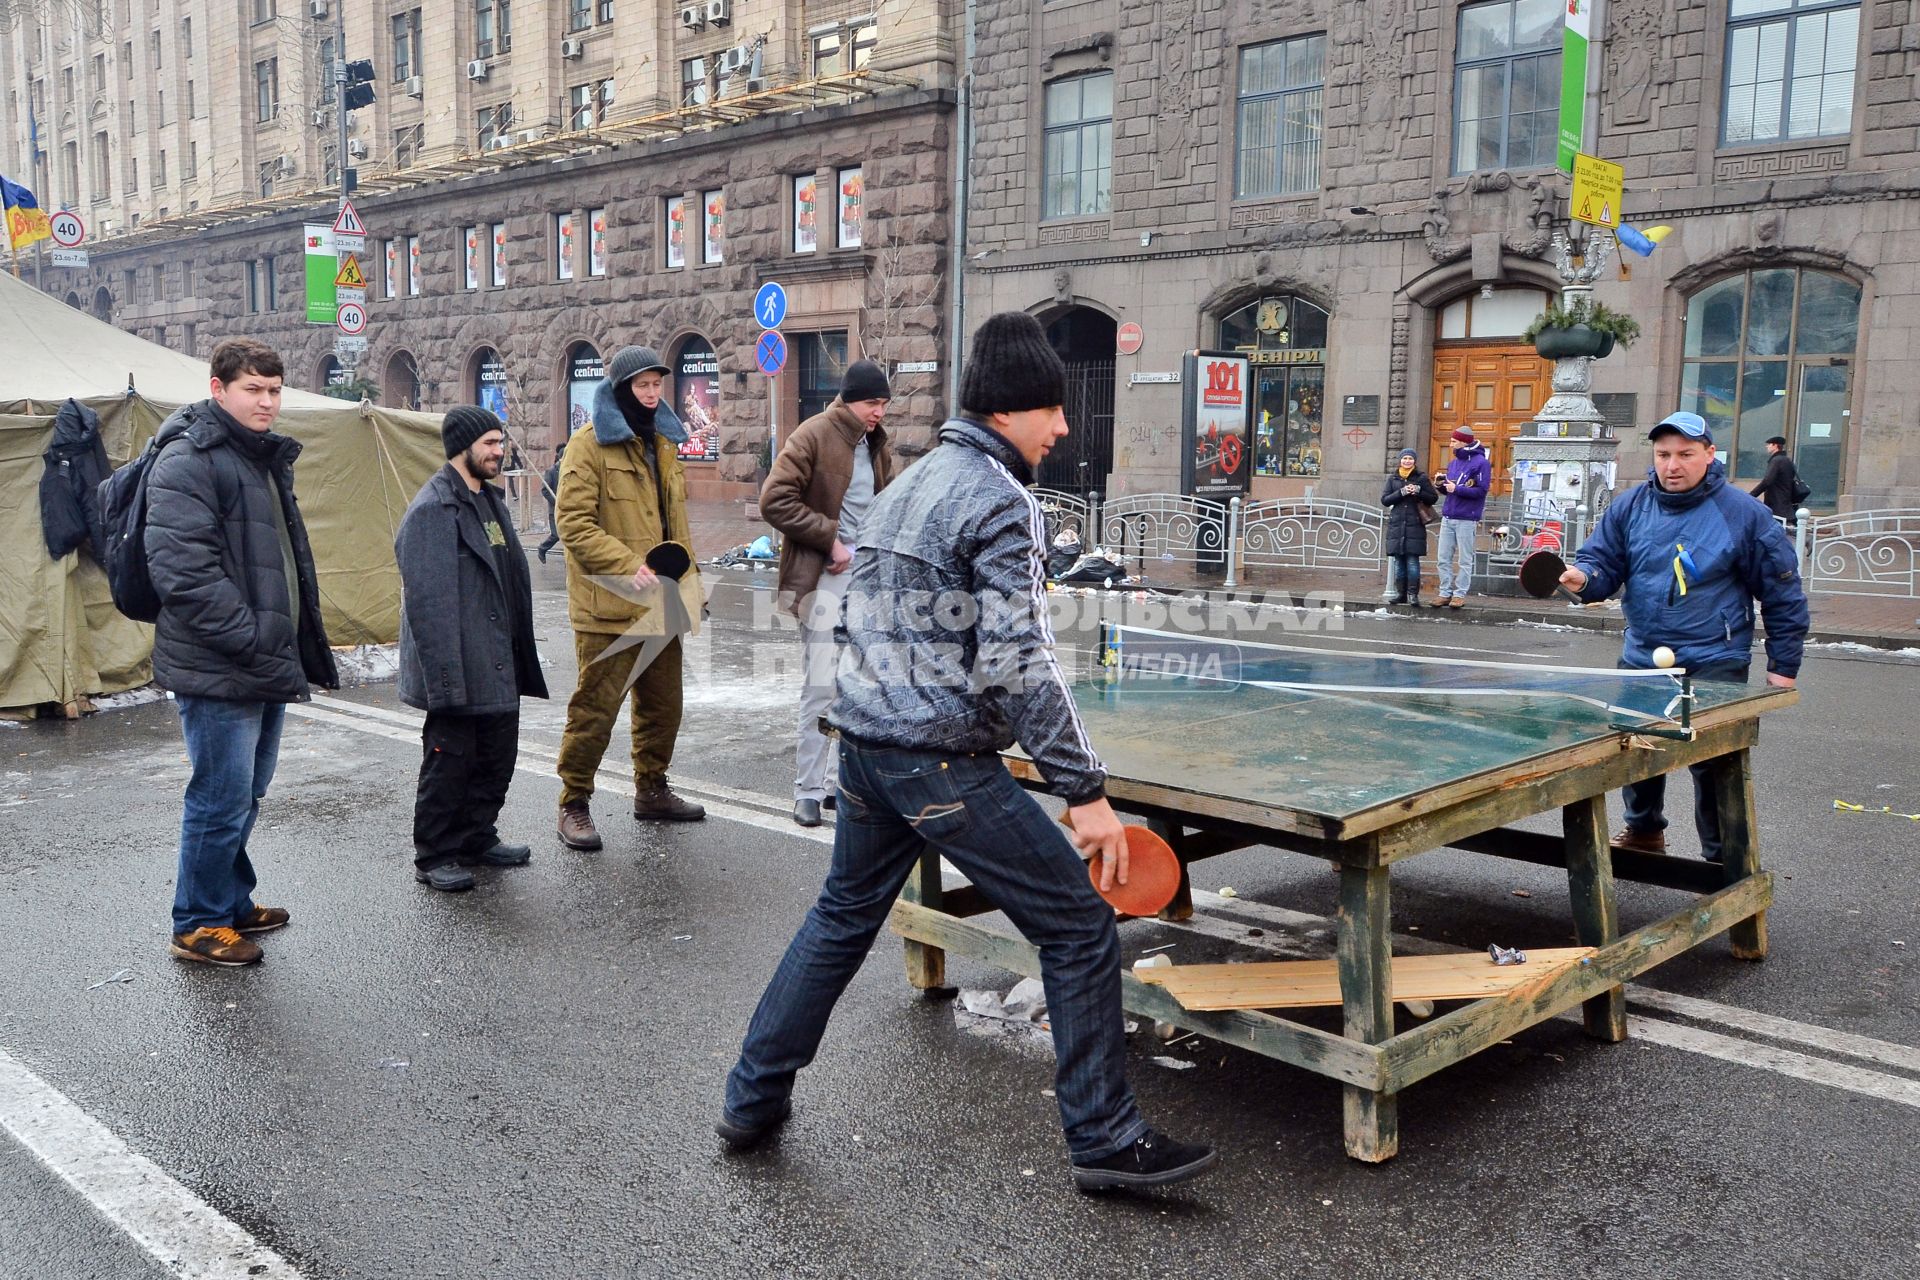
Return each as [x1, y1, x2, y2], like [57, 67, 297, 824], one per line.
[1652, 646, 1677, 669]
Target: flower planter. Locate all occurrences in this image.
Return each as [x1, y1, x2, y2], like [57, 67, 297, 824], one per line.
[1533, 325, 1609, 360]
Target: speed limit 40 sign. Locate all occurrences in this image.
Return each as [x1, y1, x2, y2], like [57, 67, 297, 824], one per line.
[336, 300, 368, 335]
[48, 210, 85, 247]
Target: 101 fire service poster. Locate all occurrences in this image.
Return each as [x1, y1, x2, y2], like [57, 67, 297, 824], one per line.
[1181, 350, 1252, 500]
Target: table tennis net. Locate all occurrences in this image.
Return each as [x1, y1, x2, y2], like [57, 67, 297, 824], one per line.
[1095, 626, 1693, 724]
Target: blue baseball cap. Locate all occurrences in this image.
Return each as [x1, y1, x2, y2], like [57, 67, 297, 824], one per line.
[1649, 411, 1712, 444]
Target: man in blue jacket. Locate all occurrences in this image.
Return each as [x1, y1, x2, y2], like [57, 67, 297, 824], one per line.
[1559, 411, 1808, 861]
[717, 313, 1217, 1192]
[1434, 426, 1492, 608]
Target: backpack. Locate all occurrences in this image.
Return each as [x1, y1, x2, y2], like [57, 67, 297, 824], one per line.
[96, 417, 191, 623]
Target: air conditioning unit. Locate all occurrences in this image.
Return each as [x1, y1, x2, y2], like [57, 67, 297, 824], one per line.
[722, 45, 751, 74]
[346, 138, 367, 158]
[679, 5, 704, 30]
[560, 38, 584, 59]
[273, 155, 297, 177]
[309, 0, 327, 17]
[405, 75, 423, 97]
[466, 59, 490, 80]
[487, 134, 513, 151]
[312, 109, 328, 126]
[706, 0, 732, 27]
[520, 127, 549, 144]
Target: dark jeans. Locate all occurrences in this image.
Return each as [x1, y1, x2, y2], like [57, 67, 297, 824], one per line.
[173, 696, 285, 934]
[1620, 664, 1749, 863]
[1388, 553, 1422, 599]
[413, 709, 520, 868]
[723, 740, 1147, 1160]
[538, 495, 560, 557]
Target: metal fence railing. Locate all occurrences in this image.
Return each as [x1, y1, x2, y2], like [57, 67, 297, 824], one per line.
[1098, 493, 1232, 570]
[1238, 497, 1385, 573]
[1798, 508, 1920, 599]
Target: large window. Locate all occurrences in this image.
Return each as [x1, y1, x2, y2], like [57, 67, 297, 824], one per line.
[1236, 34, 1325, 198]
[391, 9, 421, 82]
[1722, 0, 1858, 145]
[1678, 267, 1859, 508]
[568, 80, 611, 131]
[811, 20, 876, 77]
[476, 0, 510, 58]
[795, 332, 850, 424]
[1220, 295, 1330, 478]
[1453, 0, 1561, 173]
[567, 0, 590, 33]
[254, 58, 278, 122]
[1042, 73, 1113, 220]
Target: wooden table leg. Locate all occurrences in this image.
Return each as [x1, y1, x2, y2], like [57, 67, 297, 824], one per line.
[1564, 794, 1627, 1041]
[1337, 862, 1398, 1162]
[1706, 748, 1769, 961]
[901, 847, 954, 994]
[1147, 818, 1194, 922]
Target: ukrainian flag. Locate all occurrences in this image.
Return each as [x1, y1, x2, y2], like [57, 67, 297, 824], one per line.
[2, 174, 52, 251]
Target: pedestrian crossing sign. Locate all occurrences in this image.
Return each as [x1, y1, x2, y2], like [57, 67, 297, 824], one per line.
[333, 254, 367, 289]
[1570, 153, 1624, 229]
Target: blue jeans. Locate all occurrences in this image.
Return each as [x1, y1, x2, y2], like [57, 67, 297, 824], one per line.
[173, 696, 286, 934]
[1387, 554, 1422, 599]
[724, 740, 1148, 1160]
[1619, 664, 1748, 863]
[1436, 517, 1477, 598]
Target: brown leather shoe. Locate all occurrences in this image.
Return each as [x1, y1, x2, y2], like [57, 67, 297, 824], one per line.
[1448, 596, 1466, 608]
[558, 799, 604, 850]
[233, 905, 290, 934]
[634, 779, 706, 822]
[1609, 827, 1667, 856]
[171, 926, 263, 967]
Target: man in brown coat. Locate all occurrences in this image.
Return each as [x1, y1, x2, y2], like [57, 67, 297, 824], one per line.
[758, 359, 896, 826]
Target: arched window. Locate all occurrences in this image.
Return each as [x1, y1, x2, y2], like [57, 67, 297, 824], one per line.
[1219, 294, 1328, 478]
[317, 354, 342, 391]
[565, 341, 603, 436]
[672, 336, 719, 462]
[473, 346, 508, 421]
[384, 350, 422, 410]
[1678, 267, 1859, 507]
[92, 287, 113, 323]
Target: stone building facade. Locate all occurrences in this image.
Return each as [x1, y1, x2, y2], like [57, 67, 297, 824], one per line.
[962, 0, 1920, 512]
[2, 1, 959, 498]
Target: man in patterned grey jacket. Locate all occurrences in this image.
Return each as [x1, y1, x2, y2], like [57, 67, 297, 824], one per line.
[717, 312, 1218, 1193]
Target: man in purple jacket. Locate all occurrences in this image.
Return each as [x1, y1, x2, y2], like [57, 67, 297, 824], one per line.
[1434, 426, 1492, 608]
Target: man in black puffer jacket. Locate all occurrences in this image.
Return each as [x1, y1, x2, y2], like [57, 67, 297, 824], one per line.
[145, 338, 338, 967]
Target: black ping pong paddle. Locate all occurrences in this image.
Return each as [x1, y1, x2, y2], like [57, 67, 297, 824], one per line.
[645, 541, 693, 582]
[1518, 549, 1584, 605]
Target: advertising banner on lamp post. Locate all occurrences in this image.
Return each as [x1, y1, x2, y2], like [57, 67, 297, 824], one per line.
[1558, 0, 1592, 172]
[304, 226, 337, 325]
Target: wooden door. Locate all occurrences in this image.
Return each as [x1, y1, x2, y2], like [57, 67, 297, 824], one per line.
[1429, 344, 1551, 499]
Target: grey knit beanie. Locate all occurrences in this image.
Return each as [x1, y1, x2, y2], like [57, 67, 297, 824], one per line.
[607, 345, 670, 385]
[442, 404, 502, 458]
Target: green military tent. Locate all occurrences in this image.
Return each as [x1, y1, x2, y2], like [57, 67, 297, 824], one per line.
[0, 269, 445, 716]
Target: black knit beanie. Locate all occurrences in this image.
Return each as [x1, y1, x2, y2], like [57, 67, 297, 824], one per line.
[958, 312, 1067, 416]
[442, 404, 502, 458]
[841, 358, 892, 404]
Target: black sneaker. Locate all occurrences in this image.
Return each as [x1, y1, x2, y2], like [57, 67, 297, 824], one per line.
[415, 862, 476, 892]
[1070, 1129, 1218, 1192]
[472, 842, 532, 866]
[715, 1099, 791, 1152]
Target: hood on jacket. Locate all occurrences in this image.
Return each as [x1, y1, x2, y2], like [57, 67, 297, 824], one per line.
[591, 377, 687, 447]
[1644, 457, 1727, 512]
[937, 415, 1033, 485]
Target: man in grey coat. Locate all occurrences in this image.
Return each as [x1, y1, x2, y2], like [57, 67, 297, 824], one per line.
[396, 406, 550, 892]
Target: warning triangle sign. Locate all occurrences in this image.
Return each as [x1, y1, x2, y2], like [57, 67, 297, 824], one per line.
[1578, 195, 1593, 220]
[332, 201, 366, 237]
[334, 254, 367, 288]
[1599, 200, 1613, 226]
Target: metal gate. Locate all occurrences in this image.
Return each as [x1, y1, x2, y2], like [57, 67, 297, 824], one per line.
[1039, 358, 1115, 496]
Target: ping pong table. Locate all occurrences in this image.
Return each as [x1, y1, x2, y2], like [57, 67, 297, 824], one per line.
[887, 625, 1796, 1162]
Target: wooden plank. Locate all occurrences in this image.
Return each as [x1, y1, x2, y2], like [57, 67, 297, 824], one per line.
[887, 900, 1387, 1089]
[1706, 748, 1769, 961]
[1564, 795, 1627, 1041]
[1003, 754, 1344, 841]
[1379, 872, 1773, 1093]
[900, 848, 949, 991]
[1443, 826, 1728, 893]
[1135, 948, 1595, 1010]
[1370, 717, 1762, 863]
[1338, 864, 1398, 1162]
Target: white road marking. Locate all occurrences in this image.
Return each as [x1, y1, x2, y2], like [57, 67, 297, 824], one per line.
[0, 1048, 302, 1279]
[294, 697, 1920, 1106]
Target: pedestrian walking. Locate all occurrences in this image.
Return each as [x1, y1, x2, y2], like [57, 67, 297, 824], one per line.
[145, 338, 338, 966]
[1559, 411, 1809, 861]
[1381, 447, 1440, 607]
[553, 345, 707, 850]
[395, 406, 550, 892]
[718, 312, 1218, 1192]
[1748, 435, 1807, 522]
[757, 358, 897, 828]
[537, 452, 563, 563]
[1434, 426, 1492, 607]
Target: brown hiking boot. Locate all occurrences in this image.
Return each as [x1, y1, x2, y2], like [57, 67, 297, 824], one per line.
[171, 926, 263, 967]
[234, 906, 290, 934]
[558, 799, 604, 850]
[1610, 827, 1667, 856]
[634, 778, 706, 822]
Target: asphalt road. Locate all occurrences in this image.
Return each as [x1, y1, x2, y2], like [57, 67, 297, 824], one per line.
[2, 567, 1916, 1280]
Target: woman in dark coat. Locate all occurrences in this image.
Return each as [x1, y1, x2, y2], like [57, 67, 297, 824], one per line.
[1381, 447, 1440, 606]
